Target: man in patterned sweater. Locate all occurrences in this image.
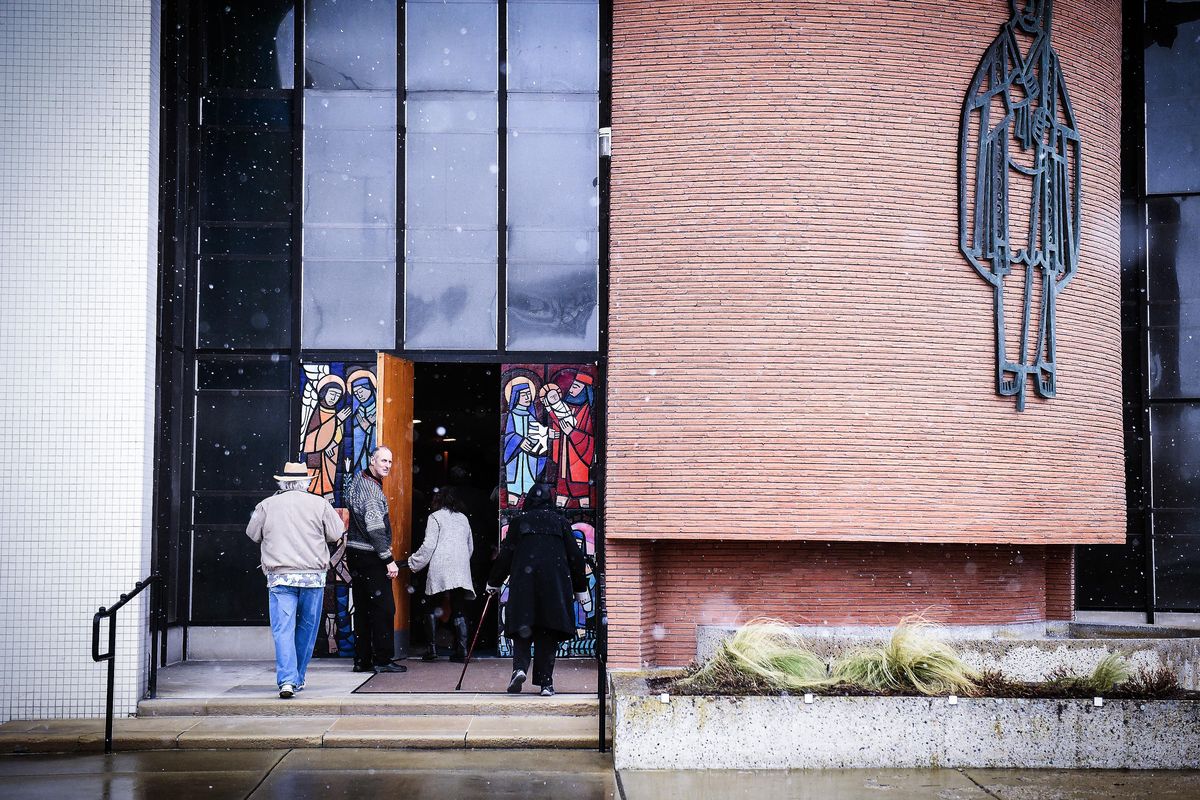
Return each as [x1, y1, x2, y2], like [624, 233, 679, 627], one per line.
[345, 446, 407, 673]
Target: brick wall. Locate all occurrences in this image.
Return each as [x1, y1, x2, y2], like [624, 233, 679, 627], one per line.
[612, 540, 1061, 667]
[607, 0, 1124, 545]
[603, 0, 1119, 665]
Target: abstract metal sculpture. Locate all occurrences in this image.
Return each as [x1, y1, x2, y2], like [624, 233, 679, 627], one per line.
[959, 0, 1081, 411]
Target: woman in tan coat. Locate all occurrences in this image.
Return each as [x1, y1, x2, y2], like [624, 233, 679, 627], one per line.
[407, 487, 476, 661]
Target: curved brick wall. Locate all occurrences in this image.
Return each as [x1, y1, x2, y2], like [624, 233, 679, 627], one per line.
[603, 0, 1122, 665]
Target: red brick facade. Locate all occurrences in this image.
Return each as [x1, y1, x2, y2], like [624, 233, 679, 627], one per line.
[604, 0, 1123, 666]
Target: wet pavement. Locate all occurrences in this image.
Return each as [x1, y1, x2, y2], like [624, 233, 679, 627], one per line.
[1, 749, 1198, 799]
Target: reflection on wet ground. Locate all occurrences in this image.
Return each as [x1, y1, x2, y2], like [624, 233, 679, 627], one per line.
[1, 749, 1198, 799]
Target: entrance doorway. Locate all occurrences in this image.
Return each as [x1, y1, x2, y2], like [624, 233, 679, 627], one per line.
[409, 363, 501, 658]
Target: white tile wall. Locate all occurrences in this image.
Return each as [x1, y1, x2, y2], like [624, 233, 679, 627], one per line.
[0, 0, 159, 721]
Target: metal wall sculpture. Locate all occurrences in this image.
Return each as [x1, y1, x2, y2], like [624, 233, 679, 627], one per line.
[497, 363, 600, 657]
[959, 0, 1081, 411]
[298, 361, 379, 657]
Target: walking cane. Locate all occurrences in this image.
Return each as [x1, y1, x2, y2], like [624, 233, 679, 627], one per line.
[455, 591, 496, 691]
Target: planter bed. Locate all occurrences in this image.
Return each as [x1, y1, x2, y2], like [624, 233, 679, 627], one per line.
[611, 672, 1200, 770]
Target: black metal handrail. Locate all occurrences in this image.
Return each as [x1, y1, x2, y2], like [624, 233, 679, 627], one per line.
[91, 575, 161, 754]
[585, 555, 608, 753]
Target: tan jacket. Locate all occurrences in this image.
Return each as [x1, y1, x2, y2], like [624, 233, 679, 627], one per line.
[246, 489, 345, 574]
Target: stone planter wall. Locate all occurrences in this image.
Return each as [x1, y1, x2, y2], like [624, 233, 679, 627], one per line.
[612, 674, 1200, 770]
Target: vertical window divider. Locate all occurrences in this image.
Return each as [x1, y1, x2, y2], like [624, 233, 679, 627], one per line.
[497, 0, 508, 353]
[396, 1, 407, 351]
[290, 0, 306, 457]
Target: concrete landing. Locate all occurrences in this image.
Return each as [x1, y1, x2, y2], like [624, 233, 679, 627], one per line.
[0, 660, 608, 754]
[0, 714, 604, 753]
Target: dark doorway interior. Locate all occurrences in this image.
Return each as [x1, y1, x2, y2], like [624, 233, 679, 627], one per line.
[408, 363, 501, 657]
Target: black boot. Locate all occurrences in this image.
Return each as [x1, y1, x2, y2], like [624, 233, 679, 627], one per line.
[422, 612, 440, 662]
[450, 614, 470, 663]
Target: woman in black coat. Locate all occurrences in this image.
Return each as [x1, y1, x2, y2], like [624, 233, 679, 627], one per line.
[486, 485, 587, 696]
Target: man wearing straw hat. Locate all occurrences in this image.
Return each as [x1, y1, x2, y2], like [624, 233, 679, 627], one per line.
[246, 461, 346, 698]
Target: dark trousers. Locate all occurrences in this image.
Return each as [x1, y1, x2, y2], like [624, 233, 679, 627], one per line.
[511, 628, 558, 687]
[348, 549, 395, 666]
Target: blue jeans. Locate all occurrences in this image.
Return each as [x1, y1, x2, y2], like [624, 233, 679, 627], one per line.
[268, 585, 324, 688]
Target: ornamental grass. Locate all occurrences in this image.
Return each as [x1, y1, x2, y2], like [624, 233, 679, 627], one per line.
[829, 616, 981, 696]
[675, 620, 834, 694]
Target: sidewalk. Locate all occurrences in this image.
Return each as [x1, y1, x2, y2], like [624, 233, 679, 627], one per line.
[2, 749, 1199, 799]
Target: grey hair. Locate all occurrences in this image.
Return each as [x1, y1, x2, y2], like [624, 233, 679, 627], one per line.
[277, 478, 312, 492]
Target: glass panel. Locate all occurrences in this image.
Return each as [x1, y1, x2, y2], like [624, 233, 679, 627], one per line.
[407, 228, 496, 263]
[197, 259, 292, 349]
[406, 132, 498, 229]
[1153, 535, 1200, 611]
[203, 1, 295, 90]
[1146, 196, 1200, 397]
[508, 229, 597, 264]
[305, 226, 396, 261]
[302, 261, 397, 348]
[405, 1, 497, 92]
[196, 357, 292, 391]
[1145, 8, 1200, 194]
[200, 225, 291, 257]
[507, 262, 598, 350]
[507, 96, 598, 231]
[305, 0, 397, 90]
[508, 1, 599, 93]
[201, 128, 293, 223]
[1154, 510, 1200, 537]
[201, 96, 291, 128]
[191, 530, 269, 623]
[303, 92, 396, 226]
[193, 392, 291, 492]
[1149, 404, 1200, 508]
[1075, 539, 1146, 610]
[193, 494, 264, 526]
[404, 261, 496, 349]
[303, 92, 397, 348]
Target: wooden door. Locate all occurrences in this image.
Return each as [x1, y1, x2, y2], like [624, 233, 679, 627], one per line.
[376, 353, 415, 650]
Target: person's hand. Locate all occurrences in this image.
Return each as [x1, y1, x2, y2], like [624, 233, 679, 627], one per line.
[485, 584, 501, 596]
[336, 406, 352, 422]
[386, 562, 399, 579]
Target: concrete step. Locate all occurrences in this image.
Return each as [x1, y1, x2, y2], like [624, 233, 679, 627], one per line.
[138, 693, 601, 718]
[0, 714, 610, 754]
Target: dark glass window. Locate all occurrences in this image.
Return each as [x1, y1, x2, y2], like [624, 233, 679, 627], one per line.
[1153, 534, 1200, 611]
[1145, 3, 1200, 194]
[193, 391, 291, 492]
[203, 1, 295, 90]
[200, 128, 293, 224]
[196, 357, 292, 391]
[1149, 404, 1200, 508]
[1075, 538, 1147, 609]
[1147, 196, 1200, 398]
[198, 259, 292, 349]
[190, 530, 269, 622]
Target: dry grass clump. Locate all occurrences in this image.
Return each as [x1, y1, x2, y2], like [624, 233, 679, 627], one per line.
[1122, 665, 1180, 698]
[1045, 653, 1131, 696]
[830, 617, 980, 696]
[675, 620, 833, 694]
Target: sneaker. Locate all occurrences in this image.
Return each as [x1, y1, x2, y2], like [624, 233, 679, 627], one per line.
[507, 669, 526, 694]
[294, 683, 305, 692]
[540, 685, 555, 697]
[279, 683, 295, 699]
[374, 662, 408, 673]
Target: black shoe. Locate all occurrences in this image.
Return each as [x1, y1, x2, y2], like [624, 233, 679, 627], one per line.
[449, 653, 466, 663]
[374, 662, 408, 673]
[422, 651, 438, 662]
[352, 662, 373, 673]
[539, 685, 555, 697]
[507, 669, 526, 693]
